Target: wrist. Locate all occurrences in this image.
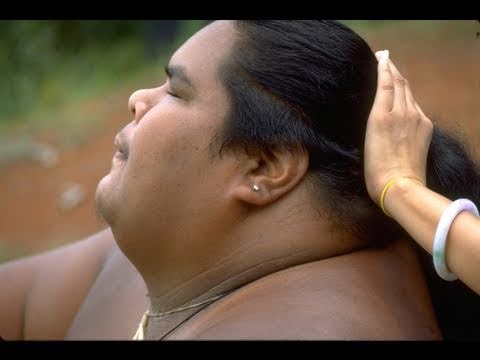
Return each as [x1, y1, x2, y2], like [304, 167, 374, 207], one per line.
[381, 177, 423, 217]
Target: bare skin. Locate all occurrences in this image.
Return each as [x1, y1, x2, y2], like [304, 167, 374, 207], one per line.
[0, 228, 441, 340]
[0, 22, 444, 340]
[364, 50, 480, 295]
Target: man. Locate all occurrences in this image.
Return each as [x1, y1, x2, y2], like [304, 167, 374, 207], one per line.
[0, 20, 444, 340]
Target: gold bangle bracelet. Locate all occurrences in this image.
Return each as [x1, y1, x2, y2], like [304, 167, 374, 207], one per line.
[380, 177, 423, 217]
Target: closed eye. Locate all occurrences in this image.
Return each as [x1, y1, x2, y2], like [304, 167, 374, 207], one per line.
[167, 90, 179, 98]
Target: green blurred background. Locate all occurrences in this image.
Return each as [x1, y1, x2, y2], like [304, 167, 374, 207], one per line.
[0, 20, 478, 263]
[0, 20, 476, 165]
[0, 20, 208, 162]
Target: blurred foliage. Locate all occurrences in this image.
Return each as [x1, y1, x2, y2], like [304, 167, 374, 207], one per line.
[1, 21, 139, 122]
[0, 20, 473, 135]
[0, 20, 208, 129]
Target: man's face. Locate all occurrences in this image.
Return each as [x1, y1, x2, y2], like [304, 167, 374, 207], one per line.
[95, 21, 236, 254]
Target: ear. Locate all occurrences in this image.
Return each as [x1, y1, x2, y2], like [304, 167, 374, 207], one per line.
[230, 146, 309, 206]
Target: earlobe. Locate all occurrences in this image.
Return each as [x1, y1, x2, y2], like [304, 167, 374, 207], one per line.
[230, 146, 309, 206]
[231, 182, 272, 206]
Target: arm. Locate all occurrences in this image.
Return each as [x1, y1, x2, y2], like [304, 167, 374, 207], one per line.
[0, 253, 43, 339]
[383, 178, 480, 295]
[364, 50, 480, 295]
[0, 228, 115, 339]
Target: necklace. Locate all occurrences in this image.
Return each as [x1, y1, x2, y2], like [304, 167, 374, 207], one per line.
[132, 292, 229, 340]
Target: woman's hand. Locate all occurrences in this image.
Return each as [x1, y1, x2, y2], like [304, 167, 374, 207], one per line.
[364, 50, 434, 205]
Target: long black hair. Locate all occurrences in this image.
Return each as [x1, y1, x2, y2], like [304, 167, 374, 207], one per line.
[216, 20, 480, 339]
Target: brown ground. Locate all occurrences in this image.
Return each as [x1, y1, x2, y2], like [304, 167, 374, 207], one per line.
[0, 22, 479, 262]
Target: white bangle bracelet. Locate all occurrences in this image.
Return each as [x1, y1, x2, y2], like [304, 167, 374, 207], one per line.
[433, 199, 479, 281]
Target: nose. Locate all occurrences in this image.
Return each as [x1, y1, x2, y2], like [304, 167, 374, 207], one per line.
[128, 89, 151, 124]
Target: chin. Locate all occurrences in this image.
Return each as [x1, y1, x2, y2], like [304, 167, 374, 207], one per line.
[96, 151, 129, 223]
[95, 174, 118, 227]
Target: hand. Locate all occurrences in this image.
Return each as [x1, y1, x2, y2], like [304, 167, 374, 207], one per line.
[364, 50, 434, 205]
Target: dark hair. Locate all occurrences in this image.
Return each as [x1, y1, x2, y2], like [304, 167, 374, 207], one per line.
[216, 20, 480, 340]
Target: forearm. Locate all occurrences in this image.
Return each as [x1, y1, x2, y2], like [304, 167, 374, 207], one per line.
[384, 178, 480, 295]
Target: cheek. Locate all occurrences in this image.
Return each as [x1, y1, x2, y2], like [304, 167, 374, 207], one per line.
[131, 119, 194, 175]
[122, 113, 212, 201]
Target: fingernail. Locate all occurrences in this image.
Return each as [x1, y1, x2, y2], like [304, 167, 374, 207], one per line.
[381, 50, 390, 65]
[375, 50, 389, 65]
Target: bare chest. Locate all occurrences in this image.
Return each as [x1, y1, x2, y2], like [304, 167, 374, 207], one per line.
[65, 246, 441, 340]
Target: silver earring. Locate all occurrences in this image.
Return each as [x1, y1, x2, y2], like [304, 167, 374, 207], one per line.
[252, 184, 260, 192]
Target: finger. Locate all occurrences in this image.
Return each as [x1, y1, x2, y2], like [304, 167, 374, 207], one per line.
[404, 76, 417, 113]
[372, 50, 394, 113]
[414, 101, 429, 121]
[404, 81, 425, 130]
[413, 98, 434, 133]
[415, 102, 435, 136]
[388, 59, 407, 114]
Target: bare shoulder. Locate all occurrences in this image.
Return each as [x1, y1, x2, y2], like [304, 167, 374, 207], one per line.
[172, 248, 442, 340]
[0, 228, 115, 339]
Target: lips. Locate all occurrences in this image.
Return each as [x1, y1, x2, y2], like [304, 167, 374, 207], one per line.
[114, 135, 129, 160]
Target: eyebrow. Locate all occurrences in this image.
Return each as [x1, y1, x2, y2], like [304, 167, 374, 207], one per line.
[164, 63, 194, 89]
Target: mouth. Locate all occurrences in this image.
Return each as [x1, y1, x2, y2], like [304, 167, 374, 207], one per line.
[114, 135, 129, 161]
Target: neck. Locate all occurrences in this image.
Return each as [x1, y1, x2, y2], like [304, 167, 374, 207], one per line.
[123, 192, 363, 339]
[138, 290, 235, 340]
